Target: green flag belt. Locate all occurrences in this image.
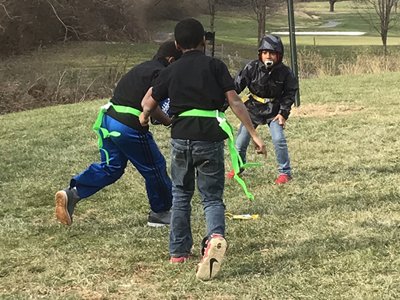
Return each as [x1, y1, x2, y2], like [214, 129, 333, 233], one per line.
[179, 109, 261, 200]
[92, 102, 141, 164]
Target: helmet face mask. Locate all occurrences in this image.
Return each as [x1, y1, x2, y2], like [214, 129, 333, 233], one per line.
[264, 59, 274, 68]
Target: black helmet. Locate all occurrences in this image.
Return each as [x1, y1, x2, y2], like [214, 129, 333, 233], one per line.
[258, 34, 284, 57]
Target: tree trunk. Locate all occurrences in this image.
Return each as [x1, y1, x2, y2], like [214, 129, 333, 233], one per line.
[381, 29, 388, 56]
[329, 1, 335, 12]
[251, 0, 267, 42]
[258, 8, 266, 41]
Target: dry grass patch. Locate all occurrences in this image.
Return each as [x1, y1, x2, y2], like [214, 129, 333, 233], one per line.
[292, 103, 365, 118]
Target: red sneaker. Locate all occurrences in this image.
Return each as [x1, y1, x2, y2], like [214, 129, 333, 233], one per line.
[226, 168, 244, 179]
[274, 174, 292, 185]
[226, 170, 235, 179]
[169, 256, 190, 263]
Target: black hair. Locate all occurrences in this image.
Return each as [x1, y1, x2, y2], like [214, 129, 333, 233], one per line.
[174, 18, 205, 50]
[155, 41, 182, 60]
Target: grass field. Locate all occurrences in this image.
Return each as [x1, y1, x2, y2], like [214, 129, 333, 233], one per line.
[1, 1, 400, 299]
[1, 68, 400, 299]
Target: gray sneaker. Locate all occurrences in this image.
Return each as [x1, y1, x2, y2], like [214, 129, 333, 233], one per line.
[147, 210, 171, 227]
[55, 187, 80, 225]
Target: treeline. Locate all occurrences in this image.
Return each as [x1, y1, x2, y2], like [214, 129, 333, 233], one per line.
[0, 0, 207, 56]
[0, 0, 322, 57]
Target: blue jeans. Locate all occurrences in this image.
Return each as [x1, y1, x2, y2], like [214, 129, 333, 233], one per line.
[236, 120, 291, 176]
[71, 115, 172, 213]
[169, 139, 226, 257]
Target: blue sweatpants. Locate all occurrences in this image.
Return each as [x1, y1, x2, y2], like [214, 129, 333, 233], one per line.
[70, 114, 172, 213]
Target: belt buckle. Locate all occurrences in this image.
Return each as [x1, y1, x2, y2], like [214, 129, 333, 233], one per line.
[216, 110, 224, 123]
[101, 102, 112, 111]
[264, 98, 273, 104]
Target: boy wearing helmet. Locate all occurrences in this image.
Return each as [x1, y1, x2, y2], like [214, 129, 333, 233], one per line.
[231, 34, 298, 184]
[55, 41, 182, 227]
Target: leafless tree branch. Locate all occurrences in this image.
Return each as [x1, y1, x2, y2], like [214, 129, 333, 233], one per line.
[0, 3, 15, 20]
[46, 0, 79, 42]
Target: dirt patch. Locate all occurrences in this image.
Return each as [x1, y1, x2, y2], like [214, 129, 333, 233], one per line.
[294, 11, 320, 19]
[291, 104, 365, 118]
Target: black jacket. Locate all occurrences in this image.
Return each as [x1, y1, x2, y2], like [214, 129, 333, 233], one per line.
[234, 60, 298, 125]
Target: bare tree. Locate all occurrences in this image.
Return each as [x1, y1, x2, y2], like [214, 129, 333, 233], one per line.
[354, 0, 399, 55]
[251, 0, 267, 41]
[250, 0, 283, 41]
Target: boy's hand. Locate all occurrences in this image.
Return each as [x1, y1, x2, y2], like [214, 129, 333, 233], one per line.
[252, 136, 266, 156]
[139, 112, 150, 126]
[273, 114, 286, 128]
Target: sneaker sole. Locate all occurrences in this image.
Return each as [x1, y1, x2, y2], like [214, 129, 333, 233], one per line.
[55, 191, 72, 225]
[274, 179, 292, 185]
[169, 256, 189, 263]
[196, 236, 227, 281]
[147, 221, 169, 228]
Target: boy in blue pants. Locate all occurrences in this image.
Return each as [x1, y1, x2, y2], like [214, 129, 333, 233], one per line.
[140, 19, 266, 280]
[55, 41, 182, 227]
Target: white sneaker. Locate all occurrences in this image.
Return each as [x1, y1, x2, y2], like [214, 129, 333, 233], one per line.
[196, 234, 227, 281]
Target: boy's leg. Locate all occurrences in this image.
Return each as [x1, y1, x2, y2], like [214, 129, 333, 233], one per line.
[169, 139, 195, 258]
[194, 140, 225, 237]
[268, 120, 292, 179]
[119, 129, 172, 215]
[56, 116, 128, 225]
[70, 116, 129, 198]
[193, 140, 227, 280]
[235, 123, 252, 164]
[227, 123, 252, 178]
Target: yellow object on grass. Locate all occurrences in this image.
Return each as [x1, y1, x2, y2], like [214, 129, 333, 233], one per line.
[225, 212, 259, 220]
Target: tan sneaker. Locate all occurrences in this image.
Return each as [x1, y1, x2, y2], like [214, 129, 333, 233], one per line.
[196, 234, 227, 281]
[55, 188, 79, 225]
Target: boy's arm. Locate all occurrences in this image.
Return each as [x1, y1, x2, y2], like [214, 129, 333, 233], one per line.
[234, 64, 251, 94]
[279, 70, 299, 119]
[225, 90, 266, 155]
[140, 87, 171, 126]
[151, 106, 172, 126]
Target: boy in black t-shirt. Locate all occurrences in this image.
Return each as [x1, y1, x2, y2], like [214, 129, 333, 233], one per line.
[140, 18, 266, 281]
[55, 41, 181, 228]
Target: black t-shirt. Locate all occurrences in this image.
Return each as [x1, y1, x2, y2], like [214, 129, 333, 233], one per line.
[151, 50, 235, 141]
[106, 58, 169, 131]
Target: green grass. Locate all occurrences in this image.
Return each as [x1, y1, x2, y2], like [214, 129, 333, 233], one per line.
[1, 70, 400, 298]
[1, 41, 157, 82]
[1, 4, 400, 297]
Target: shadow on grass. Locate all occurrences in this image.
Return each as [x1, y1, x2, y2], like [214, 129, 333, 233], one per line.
[226, 229, 399, 278]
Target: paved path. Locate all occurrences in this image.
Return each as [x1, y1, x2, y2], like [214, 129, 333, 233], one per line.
[272, 31, 366, 36]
